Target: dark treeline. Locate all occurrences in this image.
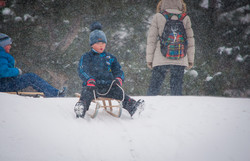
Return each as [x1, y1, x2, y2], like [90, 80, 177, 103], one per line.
[1, 0, 249, 97]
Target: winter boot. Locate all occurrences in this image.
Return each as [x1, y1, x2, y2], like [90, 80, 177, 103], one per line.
[58, 87, 67, 97]
[74, 101, 88, 118]
[123, 99, 145, 117]
[129, 99, 145, 118]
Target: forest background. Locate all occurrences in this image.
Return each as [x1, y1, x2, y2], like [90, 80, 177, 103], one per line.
[0, 0, 249, 97]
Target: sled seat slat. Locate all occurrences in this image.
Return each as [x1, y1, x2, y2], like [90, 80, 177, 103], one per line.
[92, 97, 121, 109]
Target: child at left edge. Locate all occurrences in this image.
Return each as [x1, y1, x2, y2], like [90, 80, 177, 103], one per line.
[74, 22, 144, 118]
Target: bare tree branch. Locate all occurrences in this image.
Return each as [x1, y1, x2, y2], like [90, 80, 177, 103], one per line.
[56, 17, 81, 53]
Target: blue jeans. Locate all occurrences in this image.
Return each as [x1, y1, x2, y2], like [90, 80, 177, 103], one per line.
[0, 73, 59, 97]
[147, 65, 185, 96]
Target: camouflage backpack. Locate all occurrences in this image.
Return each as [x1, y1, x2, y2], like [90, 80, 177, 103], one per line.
[160, 11, 188, 60]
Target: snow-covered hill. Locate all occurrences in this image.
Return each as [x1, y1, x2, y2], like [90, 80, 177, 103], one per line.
[0, 93, 250, 161]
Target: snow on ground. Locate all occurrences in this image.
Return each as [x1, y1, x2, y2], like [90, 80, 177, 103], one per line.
[0, 93, 250, 161]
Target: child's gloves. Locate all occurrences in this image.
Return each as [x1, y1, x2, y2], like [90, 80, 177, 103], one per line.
[86, 79, 96, 89]
[115, 77, 123, 86]
[17, 68, 22, 75]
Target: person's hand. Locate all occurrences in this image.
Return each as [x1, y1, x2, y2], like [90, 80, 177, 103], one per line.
[86, 79, 96, 90]
[17, 68, 22, 75]
[115, 77, 123, 86]
[147, 62, 152, 69]
[187, 62, 193, 70]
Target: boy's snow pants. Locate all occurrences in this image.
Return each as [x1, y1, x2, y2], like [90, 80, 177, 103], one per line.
[80, 84, 136, 113]
[0, 73, 59, 97]
[147, 65, 185, 96]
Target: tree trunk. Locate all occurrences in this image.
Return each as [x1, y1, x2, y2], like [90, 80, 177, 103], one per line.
[56, 17, 81, 53]
[208, 0, 217, 25]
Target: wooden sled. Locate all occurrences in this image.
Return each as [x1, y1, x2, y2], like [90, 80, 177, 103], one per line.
[5, 92, 45, 97]
[75, 93, 122, 118]
[91, 97, 122, 118]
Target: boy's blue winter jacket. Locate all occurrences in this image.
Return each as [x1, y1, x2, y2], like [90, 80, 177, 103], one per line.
[78, 49, 124, 86]
[0, 47, 19, 78]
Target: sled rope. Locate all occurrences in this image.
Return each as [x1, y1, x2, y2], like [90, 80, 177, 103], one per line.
[90, 80, 124, 118]
[93, 80, 125, 102]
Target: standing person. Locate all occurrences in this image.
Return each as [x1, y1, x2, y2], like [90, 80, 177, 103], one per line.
[146, 0, 195, 96]
[74, 22, 144, 118]
[0, 33, 66, 97]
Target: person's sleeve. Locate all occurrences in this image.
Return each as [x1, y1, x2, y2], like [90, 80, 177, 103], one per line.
[111, 56, 124, 81]
[78, 54, 94, 86]
[146, 14, 159, 63]
[0, 58, 19, 78]
[185, 16, 195, 64]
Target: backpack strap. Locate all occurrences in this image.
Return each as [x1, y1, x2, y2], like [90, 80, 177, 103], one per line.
[161, 11, 187, 21]
[179, 13, 187, 21]
[161, 11, 172, 20]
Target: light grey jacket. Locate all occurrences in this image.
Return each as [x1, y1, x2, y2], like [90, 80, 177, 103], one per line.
[146, 9, 195, 67]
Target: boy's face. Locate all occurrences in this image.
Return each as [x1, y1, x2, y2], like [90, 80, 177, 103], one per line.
[4, 44, 11, 53]
[91, 42, 106, 53]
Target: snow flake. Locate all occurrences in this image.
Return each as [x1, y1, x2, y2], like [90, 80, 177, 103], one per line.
[240, 13, 250, 24]
[205, 72, 222, 81]
[200, 0, 221, 9]
[15, 16, 22, 22]
[24, 14, 32, 21]
[2, 8, 14, 15]
[81, 27, 89, 32]
[63, 20, 70, 24]
[236, 54, 249, 62]
[200, 0, 208, 9]
[73, 61, 78, 65]
[218, 5, 249, 25]
[217, 46, 233, 55]
[23, 14, 37, 22]
[186, 70, 198, 78]
[243, 26, 250, 40]
[53, 42, 60, 47]
[218, 47, 225, 55]
[112, 25, 131, 41]
[64, 64, 70, 68]
[224, 48, 233, 55]
[214, 72, 222, 76]
[205, 76, 213, 81]
[114, 30, 128, 40]
[236, 54, 244, 62]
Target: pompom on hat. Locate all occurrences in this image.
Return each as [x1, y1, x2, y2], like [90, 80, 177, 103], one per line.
[89, 22, 107, 46]
[0, 33, 12, 48]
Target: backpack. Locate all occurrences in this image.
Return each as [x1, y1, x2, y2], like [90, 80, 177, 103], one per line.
[160, 11, 188, 60]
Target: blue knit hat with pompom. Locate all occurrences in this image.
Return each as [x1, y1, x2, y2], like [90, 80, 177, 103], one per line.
[89, 22, 107, 46]
[0, 33, 12, 48]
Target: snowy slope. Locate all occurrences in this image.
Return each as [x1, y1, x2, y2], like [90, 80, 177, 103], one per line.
[0, 93, 250, 161]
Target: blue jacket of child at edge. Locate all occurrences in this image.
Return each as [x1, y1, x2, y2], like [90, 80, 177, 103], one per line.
[0, 46, 19, 78]
[78, 48, 125, 86]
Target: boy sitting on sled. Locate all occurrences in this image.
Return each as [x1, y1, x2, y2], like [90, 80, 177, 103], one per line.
[74, 22, 144, 118]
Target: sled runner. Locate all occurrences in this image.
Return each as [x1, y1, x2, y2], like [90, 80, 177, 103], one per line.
[5, 92, 45, 97]
[75, 93, 122, 118]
